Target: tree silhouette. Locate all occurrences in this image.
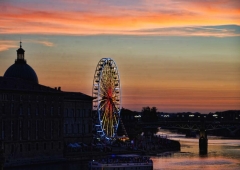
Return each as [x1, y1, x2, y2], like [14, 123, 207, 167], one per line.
[141, 106, 158, 122]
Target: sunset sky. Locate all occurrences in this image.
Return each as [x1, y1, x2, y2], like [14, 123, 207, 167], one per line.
[0, 0, 239, 113]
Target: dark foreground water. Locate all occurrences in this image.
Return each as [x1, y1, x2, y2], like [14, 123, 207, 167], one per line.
[7, 130, 240, 170]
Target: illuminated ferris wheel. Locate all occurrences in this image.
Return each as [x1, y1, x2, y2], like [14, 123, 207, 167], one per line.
[92, 58, 121, 139]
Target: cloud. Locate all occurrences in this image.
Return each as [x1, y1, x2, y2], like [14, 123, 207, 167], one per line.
[132, 25, 240, 37]
[0, 40, 18, 52]
[34, 40, 54, 47]
[0, 39, 54, 53]
[0, 1, 239, 36]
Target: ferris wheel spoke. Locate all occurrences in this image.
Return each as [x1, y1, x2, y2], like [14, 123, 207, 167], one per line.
[99, 77, 109, 92]
[92, 58, 121, 139]
[94, 98, 107, 103]
[99, 101, 108, 111]
[111, 106, 117, 126]
[99, 84, 108, 96]
[111, 100, 120, 112]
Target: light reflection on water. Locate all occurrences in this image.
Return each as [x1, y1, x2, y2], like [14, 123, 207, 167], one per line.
[6, 130, 240, 170]
[152, 130, 240, 170]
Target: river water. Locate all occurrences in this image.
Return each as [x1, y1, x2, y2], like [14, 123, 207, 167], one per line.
[153, 129, 240, 170]
[6, 129, 240, 170]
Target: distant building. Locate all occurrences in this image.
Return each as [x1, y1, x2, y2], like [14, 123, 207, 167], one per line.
[0, 42, 93, 163]
[63, 92, 93, 145]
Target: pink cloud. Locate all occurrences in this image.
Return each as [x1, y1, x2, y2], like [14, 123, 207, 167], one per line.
[0, 1, 239, 36]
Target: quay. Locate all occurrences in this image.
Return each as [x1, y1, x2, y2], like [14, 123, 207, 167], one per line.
[3, 136, 180, 168]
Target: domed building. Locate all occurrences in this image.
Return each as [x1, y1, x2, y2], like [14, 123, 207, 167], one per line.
[4, 42, 39, 84]
[0, 42, 93, 166]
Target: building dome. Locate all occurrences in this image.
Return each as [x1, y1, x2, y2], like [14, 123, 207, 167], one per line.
[3, 42, 39, 84]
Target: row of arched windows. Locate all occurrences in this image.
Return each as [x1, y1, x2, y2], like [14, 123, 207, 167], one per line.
[64, 108, 90, 118]
[0, 103, 61, 116]
[0, 93, 61, 102]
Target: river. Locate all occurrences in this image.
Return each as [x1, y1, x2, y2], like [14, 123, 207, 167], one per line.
[6, 129, 240, 170]
[153, 129, 240, 170]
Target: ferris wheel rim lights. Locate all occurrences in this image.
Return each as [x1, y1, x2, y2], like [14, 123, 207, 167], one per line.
[92, 58, 121, 139]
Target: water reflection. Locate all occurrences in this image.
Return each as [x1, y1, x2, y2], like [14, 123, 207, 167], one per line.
[152, 130, 240, 170]
[6, 130, 240, 170]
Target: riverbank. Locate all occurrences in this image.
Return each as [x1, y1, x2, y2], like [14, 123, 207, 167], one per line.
[4, 138, 180, 169]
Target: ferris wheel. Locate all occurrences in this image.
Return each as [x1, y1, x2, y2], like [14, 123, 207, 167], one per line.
[92, 58, 121, 139]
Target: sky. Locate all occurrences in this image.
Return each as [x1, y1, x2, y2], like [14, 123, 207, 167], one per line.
[0, 0, 240, 113]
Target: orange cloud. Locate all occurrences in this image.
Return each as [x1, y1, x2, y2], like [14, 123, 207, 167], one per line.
[0, 2, 239, 36]
[0, 40, 18, 52]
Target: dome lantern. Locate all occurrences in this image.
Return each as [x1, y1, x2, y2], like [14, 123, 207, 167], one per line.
[16, 41, 26, 63]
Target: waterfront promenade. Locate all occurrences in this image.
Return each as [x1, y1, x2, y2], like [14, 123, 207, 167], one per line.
[4, 136, 180, 168]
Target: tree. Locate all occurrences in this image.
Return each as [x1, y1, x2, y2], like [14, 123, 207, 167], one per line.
[141, 106, 158, 122]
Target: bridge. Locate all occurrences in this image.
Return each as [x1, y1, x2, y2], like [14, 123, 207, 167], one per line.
[139, 120, 240, 154]
[139, 120, 240, 137]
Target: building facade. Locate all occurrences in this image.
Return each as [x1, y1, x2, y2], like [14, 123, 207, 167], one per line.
[0, 77, 64, 161]
[0, 42, 93, 163]
[63, 92, 93, 144]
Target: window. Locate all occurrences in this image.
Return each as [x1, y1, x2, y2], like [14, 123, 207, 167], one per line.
[65, 109, 68, 117]
[65, 124, 68, 134]
[36, 107, 39, 116]
[11, 144, 14, 153]
[77, 124, 80, 133]
[2, 104, 5, 114]
[28, 144, 31, 151]
[1, 121, 5, 139]
[71, 124, 74, 134]
[44, 105, 46, 116]
[19, 122, 22, 140]
[19, 105, 22, 115]
[19, 120, 22, 128]
[56, 121, 60, 137]
[36, 143, 39, 151]
[51, 121, 53, 139]
[83, 124, 85, 133]
[28, 105, 31, 115]
[11, 121, 13, 139]
[19, 129, 22, 140]
[51, 106, 54, 115]
[59, 142, 61, 149]
[20, 144, 22, 152]
[27, 129, 30, 140]
[44, 121, 46, 132]
[73, 109, 76, 122]
[89, 125, 91, 133]
[36, 121, 38, 140]
[11, 103, 14, 114]
[58, 107, 61, 115]
[80, 110, 82, 117]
